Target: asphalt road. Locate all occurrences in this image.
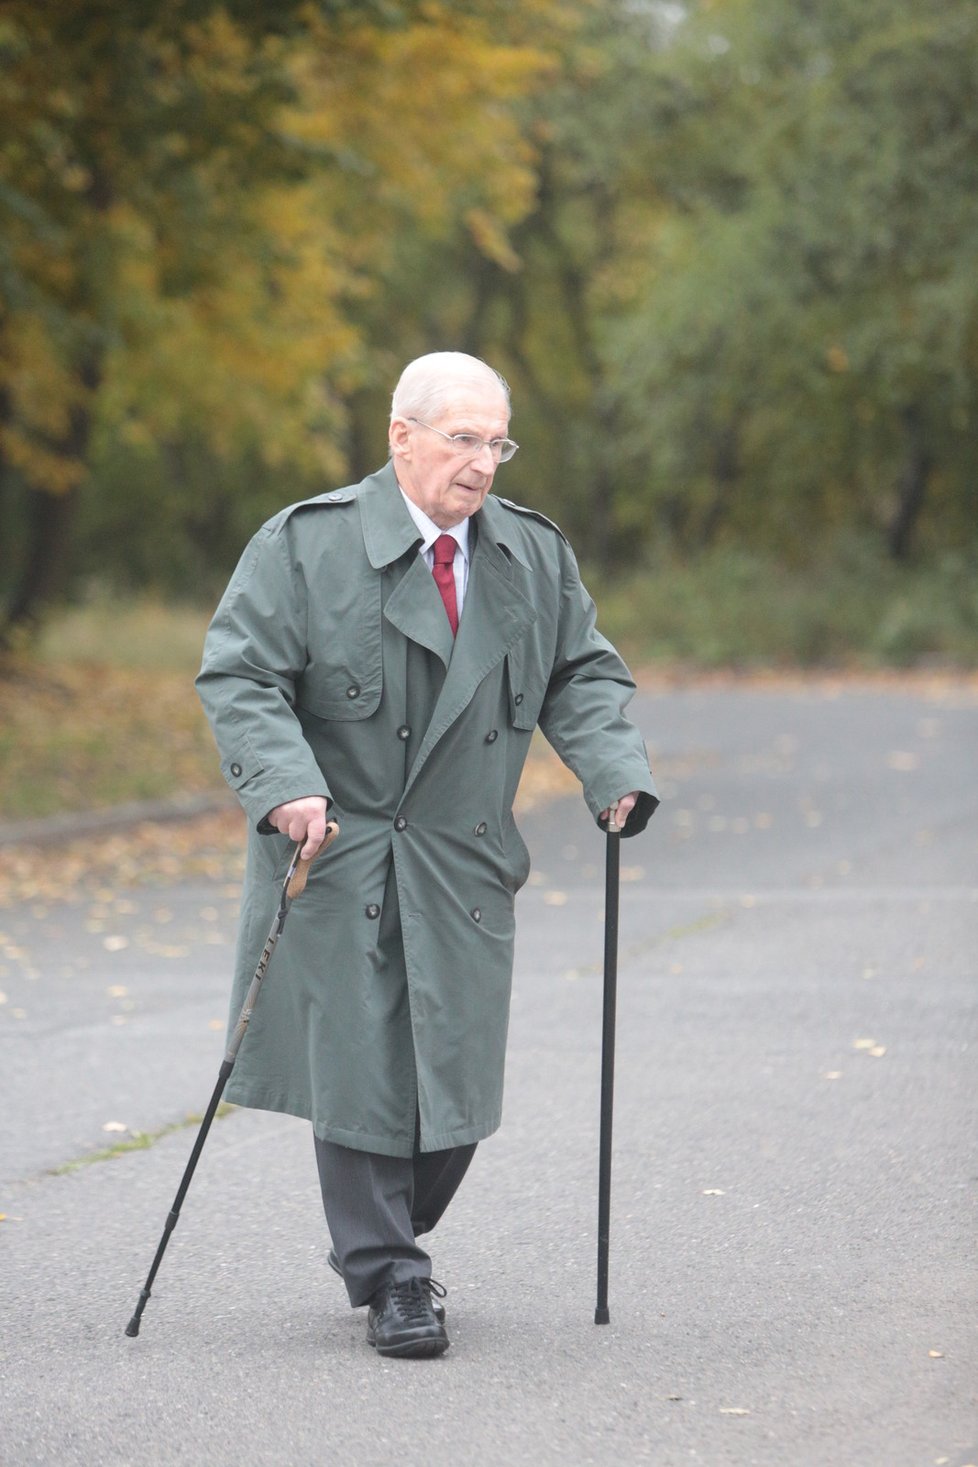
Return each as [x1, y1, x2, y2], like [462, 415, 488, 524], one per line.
[1, 679, 975, 1467]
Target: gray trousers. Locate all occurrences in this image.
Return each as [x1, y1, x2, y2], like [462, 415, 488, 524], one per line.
[314, 1127, 477, 1307]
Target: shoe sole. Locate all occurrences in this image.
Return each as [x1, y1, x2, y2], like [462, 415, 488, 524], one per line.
[368, 1330, 450, 1359]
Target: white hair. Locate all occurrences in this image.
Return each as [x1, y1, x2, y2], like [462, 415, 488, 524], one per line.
[390, 352, 510, 424]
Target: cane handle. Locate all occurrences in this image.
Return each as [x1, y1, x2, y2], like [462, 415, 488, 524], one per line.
[607, 799, 622, 835]
[287, 820, 340, 900]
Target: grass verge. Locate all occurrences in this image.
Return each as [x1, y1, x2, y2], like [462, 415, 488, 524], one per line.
[588, 542, 978, 670]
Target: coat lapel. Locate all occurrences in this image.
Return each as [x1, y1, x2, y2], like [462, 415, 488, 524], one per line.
[403, 497, 538, 797]
[358, 463, 455, 665]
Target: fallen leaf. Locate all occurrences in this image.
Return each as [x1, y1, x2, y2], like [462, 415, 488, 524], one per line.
[886, 751, 918, 771]
[102, 1121, 128, 1133]
[823, 1071, 843, 1080]
[853, 1038, 877, 1050]
[702, 1189, 726, 1196]
[928, 1350, 944, 1359]
[543, 891, 567, 906]
[719, 1407, 750, 1416]
[103, 935, 129, 952]
[869, 1045, 887, 1058]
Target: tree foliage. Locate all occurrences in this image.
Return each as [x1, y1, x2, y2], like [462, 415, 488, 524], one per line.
[1, 0, 975, 638]
[603, 0, 978, 561]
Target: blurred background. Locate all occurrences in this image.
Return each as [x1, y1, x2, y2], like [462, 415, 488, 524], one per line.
[1, 0, 976, 820]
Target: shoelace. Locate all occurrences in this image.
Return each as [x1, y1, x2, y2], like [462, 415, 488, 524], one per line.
[385, 1276, 447, 1324]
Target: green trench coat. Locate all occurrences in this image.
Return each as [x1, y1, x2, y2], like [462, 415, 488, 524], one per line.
[197, 463, 657, 1157]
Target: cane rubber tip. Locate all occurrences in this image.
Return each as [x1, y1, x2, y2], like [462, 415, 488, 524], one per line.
[594, 1307, 610, 1325]
[125, 1318, 141, 1337]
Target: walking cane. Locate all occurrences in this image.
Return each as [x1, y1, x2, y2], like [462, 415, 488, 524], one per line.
[595, 800, 621, 1325]
[125, 822, 339, 1337]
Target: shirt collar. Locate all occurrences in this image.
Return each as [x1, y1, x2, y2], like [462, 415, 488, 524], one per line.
[398, 485, 470, 561]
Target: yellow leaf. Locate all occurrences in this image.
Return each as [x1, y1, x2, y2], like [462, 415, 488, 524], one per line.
[886, 751, 918, 771]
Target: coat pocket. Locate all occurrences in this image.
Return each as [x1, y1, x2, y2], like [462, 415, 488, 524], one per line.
[296, 581, 382, 721]
[505, 644, 547, 731]
[296, 666, 381, 721]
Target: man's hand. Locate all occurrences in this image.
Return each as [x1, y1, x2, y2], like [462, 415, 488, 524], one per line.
[266, 796, 331, 860]
[600, 792, 639, 829]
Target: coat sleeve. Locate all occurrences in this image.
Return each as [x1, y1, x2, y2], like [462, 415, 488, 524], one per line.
[195, 519, 331, 831]
[537, 539, 658, 838]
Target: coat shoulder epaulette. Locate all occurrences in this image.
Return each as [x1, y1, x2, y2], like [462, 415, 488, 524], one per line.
[292, 487, 358, 511]
[494, 496, 568, 543]
[263, 487, 358, 533]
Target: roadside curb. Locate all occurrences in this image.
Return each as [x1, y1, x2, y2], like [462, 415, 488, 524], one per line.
[0, 791, 238, 850]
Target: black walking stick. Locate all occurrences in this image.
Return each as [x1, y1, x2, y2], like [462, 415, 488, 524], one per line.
[595, 800, 621, 1325]
[125, 822, 339, 1337]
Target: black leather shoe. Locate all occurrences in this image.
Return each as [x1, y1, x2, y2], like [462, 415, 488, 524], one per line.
[366, 1277, 449, 1358]
[328, 1250, 446, 1322]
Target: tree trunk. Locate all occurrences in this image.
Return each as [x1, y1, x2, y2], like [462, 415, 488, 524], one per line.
[0, 352, 101, 644]
[700, 423, 740, 547]
[2, 484, 80, 635]
[888, 406, 932, 561]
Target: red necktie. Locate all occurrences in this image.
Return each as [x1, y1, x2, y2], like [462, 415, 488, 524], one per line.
[431, 534, 459, 636]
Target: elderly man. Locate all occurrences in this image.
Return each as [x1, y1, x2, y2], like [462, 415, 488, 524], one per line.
[197, 351, 657, 1358]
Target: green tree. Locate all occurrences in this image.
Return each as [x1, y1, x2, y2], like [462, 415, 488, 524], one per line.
[604, 0, 978, 561]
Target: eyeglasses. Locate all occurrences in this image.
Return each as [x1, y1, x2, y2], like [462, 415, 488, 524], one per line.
[409, 418, 519, 464]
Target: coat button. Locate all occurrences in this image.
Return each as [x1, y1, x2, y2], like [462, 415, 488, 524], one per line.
[470, 907, 482, 923]
[485, 729, 498, 743]
[365, 904, 380, 920]
[346, 685, 360, 699]
[394, 816, 408, 832]
[514, 692, 524, 705]
[474, 822, 487, 837]
[397, 725, 411, 741]
[229, 763, 242, 778]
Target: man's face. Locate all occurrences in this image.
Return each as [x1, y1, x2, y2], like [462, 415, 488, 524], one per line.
[390, 386, 511, 530]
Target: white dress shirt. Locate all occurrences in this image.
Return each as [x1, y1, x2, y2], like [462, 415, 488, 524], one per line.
[398, 487, 470, 617]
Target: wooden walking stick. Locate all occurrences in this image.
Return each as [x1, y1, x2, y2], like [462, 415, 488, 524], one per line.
[595, 800, 621, 1325]
[125, 823, 338, 1337]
